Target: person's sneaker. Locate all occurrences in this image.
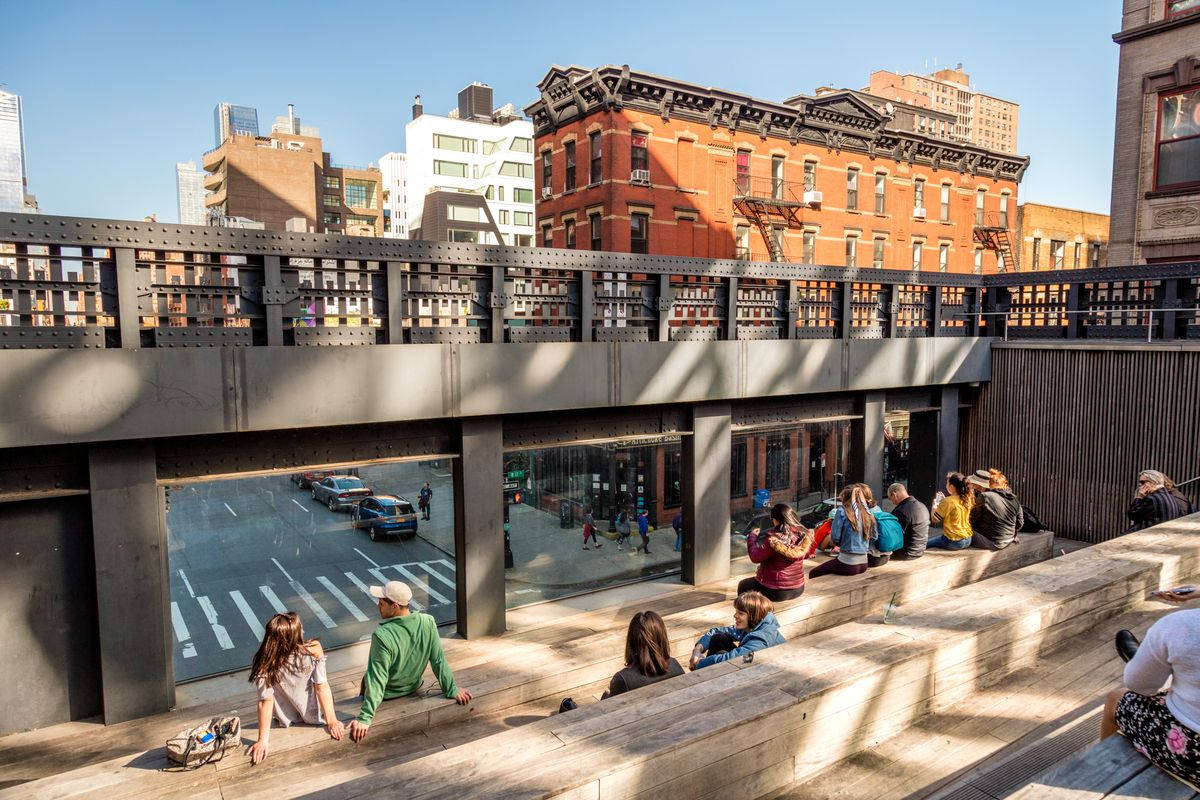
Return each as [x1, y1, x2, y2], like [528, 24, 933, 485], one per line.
[582, 546, 590, 550]
[1116, 629, 1140, 663]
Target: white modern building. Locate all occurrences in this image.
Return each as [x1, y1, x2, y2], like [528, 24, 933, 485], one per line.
[379, 152, 408, 239]
[0, 89, 33, 213]
[175, 161, 206, 225]
[400, 84, 535, 245]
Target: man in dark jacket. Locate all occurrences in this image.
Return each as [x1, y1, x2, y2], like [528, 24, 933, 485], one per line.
[1127, 469, 1194, 532]
[967, 471, 1023, 550]
[886, 483, 930, 559]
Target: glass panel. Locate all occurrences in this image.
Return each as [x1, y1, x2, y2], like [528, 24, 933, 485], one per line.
[883, 412, 910, 487]
[1157, 136, 1200, 188]
[1160, 88, 1200, 140]
[510, 137, 533, 153]
[728, 423, 851, 562]
[167, 459, 457, 681]
[504, 439, 683, 609]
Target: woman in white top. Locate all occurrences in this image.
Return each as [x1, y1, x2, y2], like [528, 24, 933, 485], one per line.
[247, 612, 344, 764]
[1101, 592, 1200, 786]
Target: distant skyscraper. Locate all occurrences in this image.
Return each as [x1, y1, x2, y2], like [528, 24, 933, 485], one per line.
[379, 152, 408, 238]
[0, 88, 31, 213]
[213, 102, 260, 146]
[175, 161, 206, 225]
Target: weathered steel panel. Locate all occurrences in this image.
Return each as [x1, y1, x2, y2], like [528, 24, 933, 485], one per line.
[962, 343, 1200, 542]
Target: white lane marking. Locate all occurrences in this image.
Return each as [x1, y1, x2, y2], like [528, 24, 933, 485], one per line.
[317, 576, 369, 622]
[392, 564, 450, 606]
[182, 642, 197, 658]
[223, 502, 238, 517]
[291, 498, 311, 513]
[178, 569, 196, 598]
[345, 571, 373, 598]
[271, 557, 294, 582]
[434, 558, 457, 574]
[170, 601, 193, 653]
[414, 562, 456, 590]
[260, 585, 287, 614]
[230, 590, 265, 639]
[291, 580, 337, 629]
[353, 548, 381, 568]
[196, 596, 234, 650]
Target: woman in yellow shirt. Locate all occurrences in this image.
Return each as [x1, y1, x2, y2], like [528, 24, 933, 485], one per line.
[928, 472, 975, 551]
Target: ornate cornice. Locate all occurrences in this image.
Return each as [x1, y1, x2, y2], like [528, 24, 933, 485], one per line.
[524, 64, 1030, 181]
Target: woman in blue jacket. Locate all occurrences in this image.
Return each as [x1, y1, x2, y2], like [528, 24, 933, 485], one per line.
[809, 483, 874, 579]
[689, 591, 785, 669]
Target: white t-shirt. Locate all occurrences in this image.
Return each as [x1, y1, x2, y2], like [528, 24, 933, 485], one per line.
[254, 652, 328, 727]
[1124, 608, 1200, 733]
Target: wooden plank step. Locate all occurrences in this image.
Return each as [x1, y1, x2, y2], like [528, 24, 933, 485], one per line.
[0, 532, 1054, 798]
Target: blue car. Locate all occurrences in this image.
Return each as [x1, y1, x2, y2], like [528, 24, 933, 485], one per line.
[351, 494, 419, 541]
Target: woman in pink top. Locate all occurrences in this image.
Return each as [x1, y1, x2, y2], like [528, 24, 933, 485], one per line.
[740, 503, 812, 602]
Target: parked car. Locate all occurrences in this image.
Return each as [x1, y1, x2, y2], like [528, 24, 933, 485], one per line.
[351, 495, 419, 541]
[311, 475, 372, 511]
[293, 469, 335, 489]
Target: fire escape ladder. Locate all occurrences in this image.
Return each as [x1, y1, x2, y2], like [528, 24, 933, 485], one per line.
[732, 176, 805, 262]
[973, 211, 1016, 272]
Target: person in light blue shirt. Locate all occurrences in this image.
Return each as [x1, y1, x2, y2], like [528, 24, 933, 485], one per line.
[689, 591, 785, 669]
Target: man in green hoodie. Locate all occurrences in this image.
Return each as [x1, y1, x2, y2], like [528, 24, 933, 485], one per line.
[348, 580, 472, 743]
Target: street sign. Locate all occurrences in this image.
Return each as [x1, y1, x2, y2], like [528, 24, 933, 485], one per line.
[502, 480, 519, 490]
[506, 470, 526, 479]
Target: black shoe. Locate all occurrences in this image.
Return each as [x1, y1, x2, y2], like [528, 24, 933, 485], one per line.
[1116, 629, 1140, 663]
[558, 697, 578, 713]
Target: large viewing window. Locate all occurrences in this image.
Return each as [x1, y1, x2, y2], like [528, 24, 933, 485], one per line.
[1155, 86, 1200, 190]
[433, 133, 476, 153]
[166, 460, 457, 682]
[503, 438, 682, 610]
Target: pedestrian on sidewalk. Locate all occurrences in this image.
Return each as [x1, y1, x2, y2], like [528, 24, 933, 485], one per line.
[672, 510, 683, 552]
[418, 482, 433, 521]
[582, 506, 602, 550]
[247, 612, 343, 764]
[349, 581, 471, 744]
[636, 509, 652, 554]
[616, 505, 632, 550]
[741, 503, 811, 601]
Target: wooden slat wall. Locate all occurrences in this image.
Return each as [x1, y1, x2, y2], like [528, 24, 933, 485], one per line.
[962, 346, 1200, 543]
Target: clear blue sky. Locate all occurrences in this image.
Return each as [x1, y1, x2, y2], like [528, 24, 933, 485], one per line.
[1, 0, 1121, 222]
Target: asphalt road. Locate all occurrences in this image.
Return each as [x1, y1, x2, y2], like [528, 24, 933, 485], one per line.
[166, 461, 457, 682]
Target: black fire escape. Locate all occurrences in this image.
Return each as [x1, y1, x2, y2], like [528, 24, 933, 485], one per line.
[732, 176, 810, 262]
[973, 210, 1016, 272]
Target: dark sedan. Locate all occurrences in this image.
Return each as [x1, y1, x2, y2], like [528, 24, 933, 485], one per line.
[311, 475, 372, 511]
[292, 469, 335, 489]
[351, 495, 419, 541]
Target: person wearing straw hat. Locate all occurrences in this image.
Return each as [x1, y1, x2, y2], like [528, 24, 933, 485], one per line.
[348, 580, 471, 743]
[967, 468, 1023, 551]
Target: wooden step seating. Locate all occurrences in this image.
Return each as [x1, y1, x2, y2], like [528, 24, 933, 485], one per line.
[252, 520, 1199, 800]
[1005, 732, 1198, 800]
[764, 600, 1172, 800]
[0, 533, 1054, 799]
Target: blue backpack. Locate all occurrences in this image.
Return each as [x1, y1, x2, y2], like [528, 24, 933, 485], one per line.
[872, 509, 904, 553]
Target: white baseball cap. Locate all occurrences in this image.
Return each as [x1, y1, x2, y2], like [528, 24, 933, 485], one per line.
[370, 580, 413, 606]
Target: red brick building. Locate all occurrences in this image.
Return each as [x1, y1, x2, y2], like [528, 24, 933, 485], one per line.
[526, 65, 1029, 273]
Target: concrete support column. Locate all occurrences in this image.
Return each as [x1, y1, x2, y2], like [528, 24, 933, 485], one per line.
[386, 260, 406, 345]
[452, 417, 505, 638]
[88, 440, 173, 723]
[263, 255, 284, 346]
[579, 269, 594, 342]
[848, 392, 885, 495]
[937, 385, 962, 482]
[682, 402, 731, 586]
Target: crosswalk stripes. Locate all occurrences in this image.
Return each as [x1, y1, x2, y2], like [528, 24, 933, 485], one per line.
[171, 560, 457, 669]
[229, 590, 265, 639]
[316, 576, 369, 622]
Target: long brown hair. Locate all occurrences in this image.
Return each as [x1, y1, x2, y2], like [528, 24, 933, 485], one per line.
[624, 610, 672, 677]
[734, 591, 773, 629]
[946, 471, 975, 512]
[839, 483, 877, 538]
[987, 468, 1011, 490]
[249, 612, 310, 688]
